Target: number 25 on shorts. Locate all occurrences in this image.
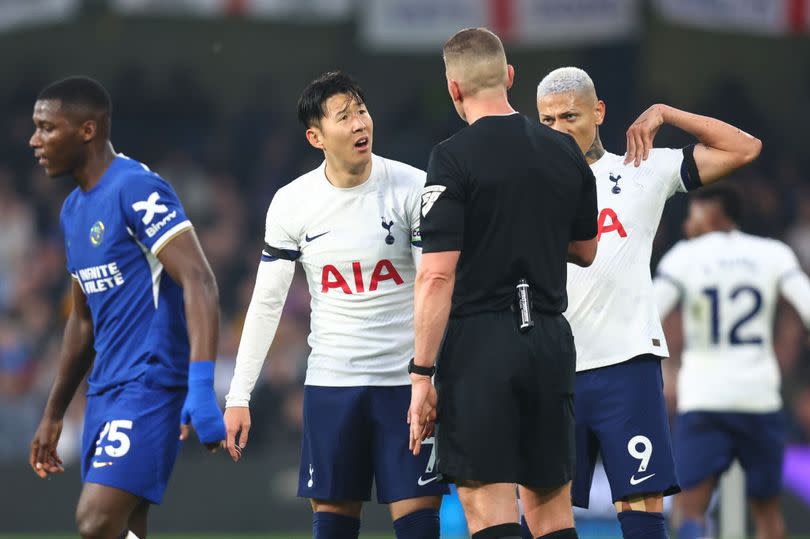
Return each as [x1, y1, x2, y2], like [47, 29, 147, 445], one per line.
[94, 419, 133, 458]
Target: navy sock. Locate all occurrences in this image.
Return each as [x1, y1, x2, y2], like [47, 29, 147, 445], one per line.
[520, 516, 533, 539]
[393, 508, 440, 539]
[678, 519, 704, 539]
[617, 511, 668, 539]
[312, 512, 360, 539]
[472, 522, 523, 539]
[537, 528, 578, 539]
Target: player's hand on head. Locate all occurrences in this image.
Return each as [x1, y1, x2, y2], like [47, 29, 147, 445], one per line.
[30, 418, 65, 479]
[625, 104, 665, 167]
[180, 361, 226, 452]
[408, 376, 437, 456]
[223, 406, 251, 463]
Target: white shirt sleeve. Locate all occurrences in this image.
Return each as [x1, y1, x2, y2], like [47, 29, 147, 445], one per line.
[649, 148, 688, 199]
[225, 195, 299, 408]
[409, 177, 424, 269]
[654, 241, 687, 318]
[776, 244, 810, 328]
[654, 277, 682, 319]
[225, 259, 295, 407]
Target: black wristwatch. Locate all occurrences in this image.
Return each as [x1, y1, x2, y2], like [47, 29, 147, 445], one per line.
[408, 358, 436, 377]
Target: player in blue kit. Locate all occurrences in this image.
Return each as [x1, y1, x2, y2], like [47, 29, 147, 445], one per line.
[28, 76, 225, 539]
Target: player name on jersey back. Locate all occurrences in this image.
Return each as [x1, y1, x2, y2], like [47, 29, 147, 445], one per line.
[566, 149, 687, 372]
[264, 154, 424, 387]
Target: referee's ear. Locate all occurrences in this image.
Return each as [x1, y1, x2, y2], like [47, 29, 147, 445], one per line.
[447, 78, 462, 103]
[506, 64, 515, 90]
[305, 127, 325, 150]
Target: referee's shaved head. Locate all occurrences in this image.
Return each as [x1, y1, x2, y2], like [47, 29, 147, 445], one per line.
[443, 28, 509, 96]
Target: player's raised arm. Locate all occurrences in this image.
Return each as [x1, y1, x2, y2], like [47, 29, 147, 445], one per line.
[157, 229, 226, 451]
[625, 104, 762, 183]
[30, 280, 94, 478]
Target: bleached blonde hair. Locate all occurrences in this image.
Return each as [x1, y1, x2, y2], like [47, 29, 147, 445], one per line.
[537, 67, 597, 101]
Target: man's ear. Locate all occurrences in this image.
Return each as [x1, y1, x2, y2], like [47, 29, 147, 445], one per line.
[595, 100, 606, 127]
[305, 126, 324, 150]
[506, 64, 515, 90]
[80, 120, 98, 143]
[447, 78, 463, 103]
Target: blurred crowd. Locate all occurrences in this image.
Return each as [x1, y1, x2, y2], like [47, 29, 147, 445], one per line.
[1, 68, 809, 467]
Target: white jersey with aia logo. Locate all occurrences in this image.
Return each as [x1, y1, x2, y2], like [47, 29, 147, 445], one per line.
[566, 149, 688, 372]
[262, 154, 423, 387]
[655, 231, 810, 413]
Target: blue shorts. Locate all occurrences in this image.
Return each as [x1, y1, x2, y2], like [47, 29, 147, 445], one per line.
[572, 355, 680, 508]
[81, 376, 186, 504]
[675, 411, 785, 500]
[298, 385, 450, 503]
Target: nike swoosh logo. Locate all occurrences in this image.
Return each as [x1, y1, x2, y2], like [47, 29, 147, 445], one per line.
[630, 473, 656, 485]
[417, 474, 442, 486]
[305, 231, 330, 242]
[92, 461, 113, 469]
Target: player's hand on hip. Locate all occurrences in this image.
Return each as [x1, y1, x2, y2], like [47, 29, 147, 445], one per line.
[180, 361, 227, 452]
[30, 418, 65, 479]
[408, 376, 437, 456]
[223, 406, 251, 463]
[625, 104, 665, 167]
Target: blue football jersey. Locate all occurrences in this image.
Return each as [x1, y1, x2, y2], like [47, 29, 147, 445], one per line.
[60, 155, 193, 394]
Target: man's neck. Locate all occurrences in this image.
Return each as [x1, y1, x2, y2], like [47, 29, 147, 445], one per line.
[584, 128, 606, 165]
[324, 155, 373, 189]
[462, 90, 516, 125]
[712, 220, 737, 234]
[75, 142, 116, 192]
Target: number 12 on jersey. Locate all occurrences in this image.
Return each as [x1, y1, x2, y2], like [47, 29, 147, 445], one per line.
[701, 285, 763, 346]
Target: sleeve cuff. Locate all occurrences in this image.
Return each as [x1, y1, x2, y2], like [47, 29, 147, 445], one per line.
[151, 220, 193, 255]
[225, 393, 251, 408]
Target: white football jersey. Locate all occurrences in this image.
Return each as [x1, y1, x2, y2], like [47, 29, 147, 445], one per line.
[655, 231, 809, 413]
[565, 149, 687, 372]
[263, 154, 423, 386]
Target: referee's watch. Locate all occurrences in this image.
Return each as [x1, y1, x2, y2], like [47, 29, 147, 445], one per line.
[408, 358, 436, 377]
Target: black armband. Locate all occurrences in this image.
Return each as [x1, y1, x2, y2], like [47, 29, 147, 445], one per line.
[263, 242, 301, 261]
[680, 144, 702, 191]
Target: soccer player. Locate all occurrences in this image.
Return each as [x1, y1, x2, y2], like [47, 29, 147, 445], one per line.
[654, 185, 810, 539]
[223, 71, 447, 539]
[534, 67, 762, 539]
[28, 76, 225, 539]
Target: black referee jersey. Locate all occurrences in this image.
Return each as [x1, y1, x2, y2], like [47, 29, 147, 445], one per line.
[420, 112, 597, 317]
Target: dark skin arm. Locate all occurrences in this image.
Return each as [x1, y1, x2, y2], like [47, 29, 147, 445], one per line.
[567, 237, 597, 267]
[30, 280, 94, 478]
[156, 229, 221, 448]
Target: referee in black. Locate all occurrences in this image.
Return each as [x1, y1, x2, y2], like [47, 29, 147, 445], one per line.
[407, 28, 598, 539]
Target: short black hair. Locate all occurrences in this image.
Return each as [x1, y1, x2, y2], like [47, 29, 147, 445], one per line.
[38, 76, 111, 115]
[38, 76, 112, 136]
[691, 184, 743, 224]
[297, 71, 366, 128]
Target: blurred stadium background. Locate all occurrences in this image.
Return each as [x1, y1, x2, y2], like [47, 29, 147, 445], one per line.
[1, 0, 809, 537]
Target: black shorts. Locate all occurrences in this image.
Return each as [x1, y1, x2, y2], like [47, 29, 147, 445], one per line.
[434, 309, 576, 487]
